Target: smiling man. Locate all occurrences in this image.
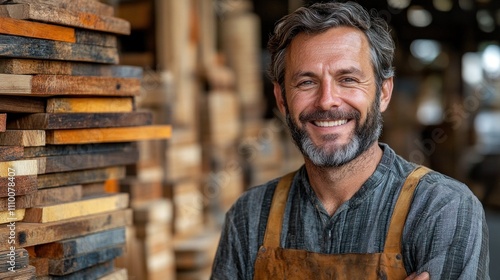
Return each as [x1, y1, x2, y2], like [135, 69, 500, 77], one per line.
[211, 2, 489, 279]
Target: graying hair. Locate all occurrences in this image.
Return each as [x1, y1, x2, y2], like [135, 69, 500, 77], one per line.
[267, 1, 395, 94]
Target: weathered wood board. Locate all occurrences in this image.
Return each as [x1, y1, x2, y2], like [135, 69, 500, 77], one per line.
[0, 3, 130, 35]
[0, 265, 35, 279]
[0, 209, 132, 250]
[0, 185, 82, 211]
[29, 257, 49, 277]
[0, 146, 24, 161]
[0, 59, 142, 77]
[0, 17, 75, 42]
[0, 248, 29, 271]
[49, 260, 115, 280]
[23, 142, 135, 158]
[46, 97, 134, 113]
[82, 182, 106, 197]
[37, 166, 125, 189]
[0, 35, 119, 64]
[46, 125, 172, 144]
[0, 130, 45, 146]
[75, 29, 117, 47]
[0, 209, 25, 224]
[35, 228, 125, 258]
[2, 0, 115, 17]
[0, 113, 5, 132]
[0, 159, 38, 177]
[0, 175, 37, 197]
[0, 74, 141, 96]
[0, 96, 45, 113]
[7, 112, 152, 130]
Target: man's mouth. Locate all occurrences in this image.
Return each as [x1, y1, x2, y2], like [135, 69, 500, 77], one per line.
[313, 119, 348, 127]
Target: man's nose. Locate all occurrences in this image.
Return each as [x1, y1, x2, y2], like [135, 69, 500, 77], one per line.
[315, 82, 342, 111]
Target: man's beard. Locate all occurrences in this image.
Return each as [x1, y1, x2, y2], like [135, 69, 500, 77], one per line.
[285, 98, 383, 168]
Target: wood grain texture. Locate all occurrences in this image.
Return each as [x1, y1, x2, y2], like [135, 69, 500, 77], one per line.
[75, 29, 117, 47]
[0, 130, 45, 146]
[0, 175, 37, 197]
[46, 97, 134, 113]
[0, 159, 38, 177]
[3, 0, 115, 16]
[28, 257, 49, 277]
[0, 185, 82, 211]
[0, 208, 132, 250]
[7, 112, 152, 130]
[0, 265, 35, 279]
[0, 113, 5, 132]
[0, 209, 25, 224]
[35, 228, 125, 258]
[0, 96, 45, 113]
[0, 248, 29, 271]
[37, 166, 126, 189]
[0, 146, 24, 161]
[0, 35, 119, 64]
[46, 125, 172, 144]
[23, 193, 129, 223]
[23, 142, 136, 158]
[0, 3, 130, 35]
[50, 260, 115, 279]
[0, 59, 142, 77]
[49, 246, 123, 275]
[0, 17, 75, 42]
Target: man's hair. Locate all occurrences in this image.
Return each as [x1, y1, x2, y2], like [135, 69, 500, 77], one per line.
[267, 1, 395, 94]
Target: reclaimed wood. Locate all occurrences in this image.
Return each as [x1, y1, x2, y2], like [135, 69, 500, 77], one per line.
[3, 0, 115, 16]
[23, 142, 135, 158]
[0, 208, 132, 250]
[37, 149, 139, 174]
[37, 166, 125, 189]
[75, 29, 117, 47]
[0, 96, 45, 113]
[0, 113, 5, 132]
[0, 175, 37, 197]
[0, 248, 29, 271]
[7, 112, 152, 130]
[0, 209, 25, 224]
[82, 182, 106, 197]
[29, 257, 49, 277]
[35, 228, 125, 259]
[0, 35, 119, 64]
[46, 97, 134, 113]
[0, 59, 142, 77]
[0, 185, 82, 211]
[0, 265, 35, 279]
[0, 159, 38, 177]
[0, 74, 140, 96]
[50, 260, 115, 280]
[0, 130, 45, 146]
[0, 17, 75, 42]
[0, 3, 130, 35]
[0, 146, 24, 161]
[46, 125, 172, 145]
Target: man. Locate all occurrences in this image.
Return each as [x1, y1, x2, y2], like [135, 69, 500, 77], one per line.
[211, 2, 489, 279]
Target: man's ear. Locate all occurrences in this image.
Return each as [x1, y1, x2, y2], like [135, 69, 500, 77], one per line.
[379, 77, 393, 113]
[273, 82, 286, 115]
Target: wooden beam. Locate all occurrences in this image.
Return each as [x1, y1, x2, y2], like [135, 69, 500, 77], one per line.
[0, 96, 45, 113]
[0, 59, 142, 77]
[23, 142, 135, 158]
[6, 0, 115, 17]
[0, 159, 38, 177]
[0, 3, 130, 35]
[0, 17, 75, 43]
[0, 176, 37, 197]
[0, 265, 35, 279]
[0, 208, 132, 250]
[0, 249, 29, 271]
[48, 246, 124, 276]
[0, 130, 45, 146]
[46, 97, 134, 113]
[7, 112, 152, 129]
[0, 209, 25, 224]
[0, 185, 82, 211]
[46, 125, 172, 145]
[75, 29, 117, 47]
[37, 166, 126, 189]
[0, 35, 119, 64]
[0, 146, 24, 161]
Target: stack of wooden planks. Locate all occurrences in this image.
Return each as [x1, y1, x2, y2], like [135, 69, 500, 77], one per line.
[0, 0, 171, 279]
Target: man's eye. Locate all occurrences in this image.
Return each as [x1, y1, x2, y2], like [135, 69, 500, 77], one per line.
[298, 80, 314, 87]
[341, 77, 356, 83]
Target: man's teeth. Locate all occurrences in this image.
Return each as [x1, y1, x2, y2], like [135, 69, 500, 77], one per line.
[314, 119, 348, 127]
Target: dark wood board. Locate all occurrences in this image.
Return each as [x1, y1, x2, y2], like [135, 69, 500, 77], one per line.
[0, 3, 130, 35]
[1, 0, 115, 17]
[0, 146, 24, 161]
[0, 35, 119, 64]
[23, 142, 135, 158]
[7, 112, 152, 130]
[75, 29, 117, 47]
[48, 261, 114, 280]
[35, 228, 125, 259]
[0, 265, 35, 280]
[0, 248, 29, 272]
[0, 59, 142, 77]
[37, 166, 125, 189]
[29, 257, 49, 277]
[0, 17, 75, 43]
[0, 113, 5, 132]
[0, 130, 45, 146]
[0, 185, 82, 211]
[0, 209, 132, 250]
[0, 96, 45, 113]
[49, 246, 123, 276]
[0, 175, 37, 197]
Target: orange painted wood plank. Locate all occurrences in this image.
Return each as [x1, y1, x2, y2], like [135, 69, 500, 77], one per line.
[0, 17, 75, 42]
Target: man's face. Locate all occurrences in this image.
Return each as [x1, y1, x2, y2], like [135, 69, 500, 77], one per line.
[274, 27, 393, 167]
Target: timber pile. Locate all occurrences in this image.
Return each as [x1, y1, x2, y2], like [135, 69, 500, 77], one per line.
[0, 0, 170, 279]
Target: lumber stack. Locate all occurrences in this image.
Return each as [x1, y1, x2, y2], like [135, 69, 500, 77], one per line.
[0, 0, 171, 279]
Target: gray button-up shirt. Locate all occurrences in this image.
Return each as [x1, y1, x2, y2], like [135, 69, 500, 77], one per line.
[211, 144, 490, 279]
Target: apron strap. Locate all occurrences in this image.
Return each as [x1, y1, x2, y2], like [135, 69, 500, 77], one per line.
[384, 166, 431, 253]
[262, 171, 297, 248]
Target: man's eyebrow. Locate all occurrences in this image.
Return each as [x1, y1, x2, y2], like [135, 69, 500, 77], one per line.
[290, 71, 317, 81]
[337, 67, 364, 77]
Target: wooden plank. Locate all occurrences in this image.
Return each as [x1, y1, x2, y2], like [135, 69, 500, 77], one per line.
[0, 209, 132, 250]
[49, 260, 114, 280]
[0, 185, 82, 211]
[0, 146, 24, 161]
[98, 268, 127, 280]
[35, 228, 125, 259]
[0, 59, 142, 77]
[120, 178, 164, 205]
[37, 166, 125, 189]
[0, 113, 5, 132]
[0, 3, 130, 35]
[0, 248, 29, 272]
[0, 35, 119, 64]
[0, 96, 45, 113]
[5, 0, 114, 16]
[0, 265, 35, 279]
[0, 74, 140, 96]
[0, 17, 75, 42]
[0, 159, 38, 177]
[46, 97, 134, 113]
[82, 182, 106, 197]
[0, 130, 45, 146]
[38, 148, 139, 174]
[0, 209, 25, 224]
[46, 125, 172, 145]
[75, 29, 117, 47]
[29, 257, 49, 277]
[0, 175, 37, 197]
[7, 112, 152, 130]
[23, 142, 135, 158]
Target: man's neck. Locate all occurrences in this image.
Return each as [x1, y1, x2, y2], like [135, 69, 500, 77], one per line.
[304, 142, 383, 216]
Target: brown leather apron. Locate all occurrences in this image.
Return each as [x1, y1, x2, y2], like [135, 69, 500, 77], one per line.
[253, 166, 430, 280]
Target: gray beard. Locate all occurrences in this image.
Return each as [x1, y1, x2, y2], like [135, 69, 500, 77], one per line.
[285, 101, 383, 168]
